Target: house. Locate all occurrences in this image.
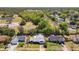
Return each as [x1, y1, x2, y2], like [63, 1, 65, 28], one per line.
[17, 35, 26, 42]
[48, 35, 65, 44]
[0, 35, 9, 43]
[72, 35, 79, 43]
[57, 18, 65, 23]
[11, 35, 26, 45]
[69, 22, 77, 29]
[0, 15, 13, 20]
[29, 34, 45, 44]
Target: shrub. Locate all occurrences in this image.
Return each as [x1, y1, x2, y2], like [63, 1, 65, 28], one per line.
[18, 42, 24, 47]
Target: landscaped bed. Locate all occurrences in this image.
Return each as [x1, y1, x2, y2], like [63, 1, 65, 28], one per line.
[46, 42, 62, 51]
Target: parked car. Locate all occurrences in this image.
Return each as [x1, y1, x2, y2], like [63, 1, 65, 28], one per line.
[11, 37, 18, 45]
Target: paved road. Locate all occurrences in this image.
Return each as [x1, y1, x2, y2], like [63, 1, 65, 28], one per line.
[39, 45, 45, 51]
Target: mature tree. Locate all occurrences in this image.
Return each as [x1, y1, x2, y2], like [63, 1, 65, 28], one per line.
[59, 22, 68, 35]
[0, 26, 15, 37]
[37, 19, 54, 35]
[38, 20, 49, 29]
[20, 20, 26, 26]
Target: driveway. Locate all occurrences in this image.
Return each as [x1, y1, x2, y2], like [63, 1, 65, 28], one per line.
[6, 36, 19, 51]
[7, 44, 17, 51]
[39, 45, 45, 51]
[62, 44, 69, 51]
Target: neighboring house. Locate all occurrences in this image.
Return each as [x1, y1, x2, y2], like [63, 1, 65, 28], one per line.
[29, 34, 45, 44]
[77, 25, 79, 28]
[0, 15, 13, 20]
[69, 24, 77, 29]
[57, 18, 65, 23]
[69, 22, 77, 29]
[0, 35, 9, 43]
[72, 35, 79, 43]
[48, 35, 65, 44]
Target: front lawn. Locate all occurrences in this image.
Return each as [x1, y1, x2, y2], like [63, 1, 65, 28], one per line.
[46, 42, 62, 51]
[16, 43, 39, 51]
[25, 44, 39, 48]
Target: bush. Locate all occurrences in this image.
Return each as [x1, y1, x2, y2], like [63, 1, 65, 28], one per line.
[18, 42, 24, 47]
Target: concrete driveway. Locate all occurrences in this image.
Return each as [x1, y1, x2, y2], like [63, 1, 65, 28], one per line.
[7, 44, 17, 51]
[39, 45, 45, 51]
[6, 36, 19, 51]
[62, 44, 69, 51]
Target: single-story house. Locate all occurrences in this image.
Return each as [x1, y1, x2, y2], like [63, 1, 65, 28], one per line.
[29, 34, 45, 44]
[72, 35, 79, 43]
[48, 35, 65, 44]
[17, 35, 26, 42]
[0, 15, 13, 20]
[11, 35, 26, 45]
[69, 24, 77, 29]
[57, 18, 65, 23]
[69, 22, 77, 29]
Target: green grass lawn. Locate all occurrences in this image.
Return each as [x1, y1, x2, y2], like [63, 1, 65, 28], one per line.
[26, 44, 39, 48]
[46, 42, 62, 51]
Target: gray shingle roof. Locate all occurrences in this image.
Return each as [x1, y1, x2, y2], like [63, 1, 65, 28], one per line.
[49, 35, 65, 42]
